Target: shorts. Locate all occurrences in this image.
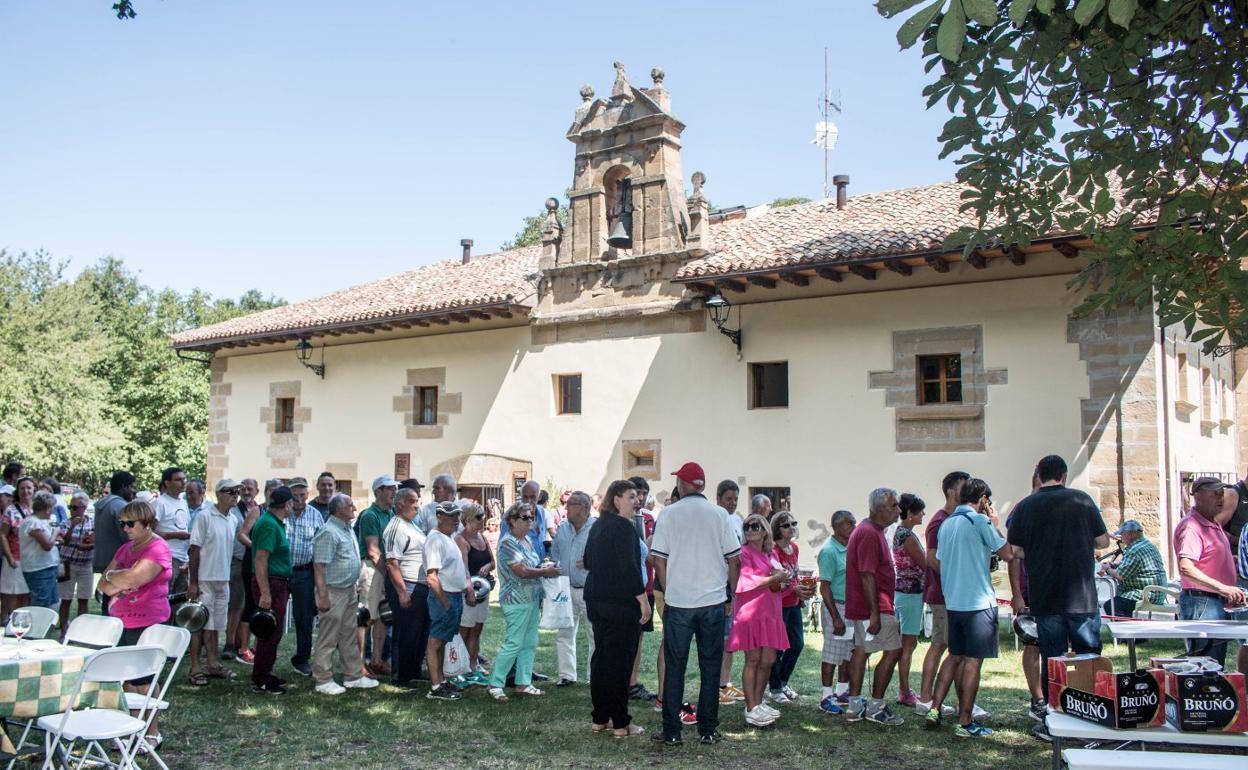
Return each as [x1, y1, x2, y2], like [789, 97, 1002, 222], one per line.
[929, 604, 949, 646]
[895, 592, 924, 636]
[428, 591, 464, 642]
[947, 607, 1000, 659]
[460, 592, 490, 626]
[357, 563, 384, 620]
[58, 562, 94, 601]
[821, 601, 854, 664]
[641, 593, 656, 632]
[853, 614, 902, 654]
[24, 566, 59, 609]
[1, 560, 28, 595]
[197, 580, 230, 633]
[228, 559, 246, 611]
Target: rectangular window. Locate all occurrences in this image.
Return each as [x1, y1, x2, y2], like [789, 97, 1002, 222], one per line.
[555, 374, 582, 415]
[1176, 352, 1189, 401]
[275, 398, 295, 433]
[415, 387, 438, 426]
[917, 354, 962, 405]
[1202, 368, 1212, 420]
[335, 480, 353, 497]
[749, 362, 789, 409]
[749, 486, 792, 514]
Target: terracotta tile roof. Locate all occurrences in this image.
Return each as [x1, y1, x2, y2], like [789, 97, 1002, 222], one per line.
[171, 245, 541, 348]
[678, 181, 979, 280]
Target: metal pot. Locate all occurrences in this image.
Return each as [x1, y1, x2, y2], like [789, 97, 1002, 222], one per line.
[174, 600, 210, 634]
[377, 599, 393, 626]
[470, 575, 491, 604]
[356, 603, 371, 628]
[1012, 612, 1039, 646]
[250, 608, 279, 641]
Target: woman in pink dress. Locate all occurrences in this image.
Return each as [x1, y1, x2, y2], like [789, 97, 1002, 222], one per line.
[727, 513, 790, 727]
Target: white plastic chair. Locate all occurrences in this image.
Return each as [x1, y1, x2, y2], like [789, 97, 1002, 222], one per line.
[63, 615, 124, 649]
[4, 606, 59, 640]
[37, 645, 167, 770]
[120, 626, 189, 770]
[1133, 584, 1180, 620]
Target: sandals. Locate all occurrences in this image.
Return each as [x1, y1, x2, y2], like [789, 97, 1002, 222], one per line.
[515, 685, 544, 696]
[613, 725, 645, 738]
[205, 666, 236, 680]
[487, 687, 509, 702]
[591, 723, 610, 733]
[188, 671, 209, 687]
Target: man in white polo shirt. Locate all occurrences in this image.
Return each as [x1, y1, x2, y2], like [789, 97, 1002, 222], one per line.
[650, 461, 741, 747]
[188, 478, 242, 684]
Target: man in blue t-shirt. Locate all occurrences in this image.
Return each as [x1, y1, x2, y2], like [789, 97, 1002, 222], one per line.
[928, 478, 1013, 738]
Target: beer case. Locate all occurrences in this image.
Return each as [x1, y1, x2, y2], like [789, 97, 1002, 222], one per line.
[1048, 654, 1166, 729]
[1164, 670, 1248, 733]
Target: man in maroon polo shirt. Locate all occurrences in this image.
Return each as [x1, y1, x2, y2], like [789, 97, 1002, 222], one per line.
[844, 487, 904, 726]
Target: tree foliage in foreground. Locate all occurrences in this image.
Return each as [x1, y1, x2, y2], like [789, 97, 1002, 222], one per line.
[0, 250, 283, 490]
[877, 0, 1248, 349]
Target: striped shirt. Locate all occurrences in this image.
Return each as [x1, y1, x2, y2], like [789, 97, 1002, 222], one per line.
[58, 516, 95, 565]
[312, 516, 361, 589]
[1238, 525, 1248, 582]
[285, 506, 325, 567]
[1115, 536, 1167, 602]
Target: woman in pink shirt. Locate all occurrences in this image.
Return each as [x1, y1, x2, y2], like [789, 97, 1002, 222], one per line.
[97, 499, 173, 752]
[727, 513, 790, 727]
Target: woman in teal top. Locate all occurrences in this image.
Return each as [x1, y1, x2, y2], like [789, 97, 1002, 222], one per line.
[488, 503, 560, 701]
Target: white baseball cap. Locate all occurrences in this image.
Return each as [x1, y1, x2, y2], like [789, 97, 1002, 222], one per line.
[371, 474, 398, 492]
[0, 485, 13, 496]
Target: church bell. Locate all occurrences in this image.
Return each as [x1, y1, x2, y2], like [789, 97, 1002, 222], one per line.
[607, 212, 633, 249]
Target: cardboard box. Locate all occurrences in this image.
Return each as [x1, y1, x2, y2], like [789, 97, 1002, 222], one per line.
[1165, 670, 1248, 733]
[1048, 654, 1166, 729]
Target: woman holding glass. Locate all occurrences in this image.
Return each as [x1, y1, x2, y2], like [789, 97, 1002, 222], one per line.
[17, 492, 60, 609]
[487, 503, 560, 702]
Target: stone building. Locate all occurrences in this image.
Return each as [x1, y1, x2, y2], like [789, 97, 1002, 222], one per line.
[171, 64, 1242, 570]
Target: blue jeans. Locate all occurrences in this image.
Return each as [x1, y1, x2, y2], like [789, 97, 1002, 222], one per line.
[661, 604, 725, 738]
[1035, 612, 1101, 697]
[768, 605, 805, 691]
[23, 566, 59, 610]
[1179, 590, 1230, 666]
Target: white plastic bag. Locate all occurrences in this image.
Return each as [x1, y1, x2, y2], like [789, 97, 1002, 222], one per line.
[443, 633, 471, 677]
[539, 575, 573, 629]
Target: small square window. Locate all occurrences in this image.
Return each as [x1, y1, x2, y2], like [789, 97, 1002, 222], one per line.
[749, 486, 791, 515]
[555, 374, 582, 415]
[415, 387, 438, 426]
[916, 354, 963, 405]
[749, 362, 789, 409]
[275, 398, 295, 433]
[335, 480, 353, 497]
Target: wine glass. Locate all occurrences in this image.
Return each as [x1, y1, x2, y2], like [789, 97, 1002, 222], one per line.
[10, 609, 31, 659]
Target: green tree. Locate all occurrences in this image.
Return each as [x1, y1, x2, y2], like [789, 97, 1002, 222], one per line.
[502, 203, 567, 250]
[877, 0, 1248, 349]
[770, 197, 812, 208]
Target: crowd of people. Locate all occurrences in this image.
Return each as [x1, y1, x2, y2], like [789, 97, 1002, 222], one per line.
[0, 453, 1246, 748]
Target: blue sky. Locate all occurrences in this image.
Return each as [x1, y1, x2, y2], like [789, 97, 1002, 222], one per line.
[0, 1, 957, 303]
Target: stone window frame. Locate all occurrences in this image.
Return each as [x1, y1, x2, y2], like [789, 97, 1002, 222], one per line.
[393, 368, 461, 440]
[259, 381, 309, 470]
[868, 325, 1007, 452]
[622, 439, 661, 481]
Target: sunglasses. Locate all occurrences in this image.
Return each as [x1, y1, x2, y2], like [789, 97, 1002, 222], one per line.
[778, 523, 795, 529]
[69, 504, 87, 511]
[121, 520, 142, 529]
[744, 523, 765, 532]
[221, 489, 240, 496]
[517, 515, 535, 522]
[437, 510, 461, 517]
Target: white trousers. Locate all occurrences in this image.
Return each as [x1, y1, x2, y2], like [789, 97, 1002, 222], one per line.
[555, 586, 594, 682]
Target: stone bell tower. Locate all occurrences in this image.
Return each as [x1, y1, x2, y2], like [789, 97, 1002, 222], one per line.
[560, 63, 690, 264]
[533, 64, 712, 336]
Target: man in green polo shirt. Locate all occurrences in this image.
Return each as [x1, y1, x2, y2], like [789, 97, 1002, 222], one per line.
[356, 475, 397, 677]
[251, 485, 294, 694]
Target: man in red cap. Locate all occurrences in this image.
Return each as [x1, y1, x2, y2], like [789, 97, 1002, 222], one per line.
[650, 462, 742, 746]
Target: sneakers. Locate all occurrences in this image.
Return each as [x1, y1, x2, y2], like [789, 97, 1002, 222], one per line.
[744, 704, 777, 727]
[845, 699, 865, 722]
[699, 731, 723, 745]
[221, 646, 236, 661]
[766, 689, 792, 705]
[818, 695, 843, 715]
[466, 670, 491, 687]
[718, 688, 737, 705]
[427, 682, 463, 700]
[866, 705, 904, 726]
[556, 678, 576, 688]
[250, 680, 286, 695]
[954, 720, 993, 738]
[971, 702, 991, 720]
[781, 685, 799, 701]
[679, 702, 698, 725]
[237, 648, 256, 665]
[924, 707, 942, 729]
[1031, 723, 1052, 741]
[628, 683, 656, 701]
[1028, 699, 1049, 723]
[343, 676, 379, 689]
[448, 675, 470, 690]
[833, 691, 849, 706]
[720, 684, 745, 702]
[649, 732, 682, 746]
[315, 681, 346, 696]
[915, 699, 955, 717]
[291, 662, 313, 677]
[756, 702, 780, 719]
[896, 691, 918, 707]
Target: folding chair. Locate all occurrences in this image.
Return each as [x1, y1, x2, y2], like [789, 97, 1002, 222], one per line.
[62, 615, 124, 650]
[121, 626, 190, 770]
[4, 607, 59, 640]
[37, 645, 166, 770]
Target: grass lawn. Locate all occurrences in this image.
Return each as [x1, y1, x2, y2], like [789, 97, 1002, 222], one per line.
[143, 608, 1232, 770]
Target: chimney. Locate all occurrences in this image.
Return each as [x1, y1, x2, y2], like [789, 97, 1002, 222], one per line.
[833, 175, 849, 210]
[460, 239, 473, 264]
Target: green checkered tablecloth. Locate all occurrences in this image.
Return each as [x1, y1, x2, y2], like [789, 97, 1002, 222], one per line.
[0, 640, 122, 719]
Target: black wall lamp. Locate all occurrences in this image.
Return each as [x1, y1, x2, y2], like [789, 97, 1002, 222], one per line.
[704, 293, 741, 353]
[295, 338, 326, 378]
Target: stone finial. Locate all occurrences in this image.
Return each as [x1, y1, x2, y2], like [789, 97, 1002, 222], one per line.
[611, 61, 631, 102]
[541, 196, 563, 261]
[689, 171, 707, 206]
[579, 84, 594, 102]
[686, 171, 711, 257]
[650, 67, 665, 86]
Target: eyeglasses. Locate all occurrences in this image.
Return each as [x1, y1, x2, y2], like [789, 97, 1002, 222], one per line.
[778, 523, 795, 530]
[120, 520, 141, 529]
[221, 489, 240, 496]
[517, 515, 535, 522]
[744, 523, 765, 532]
